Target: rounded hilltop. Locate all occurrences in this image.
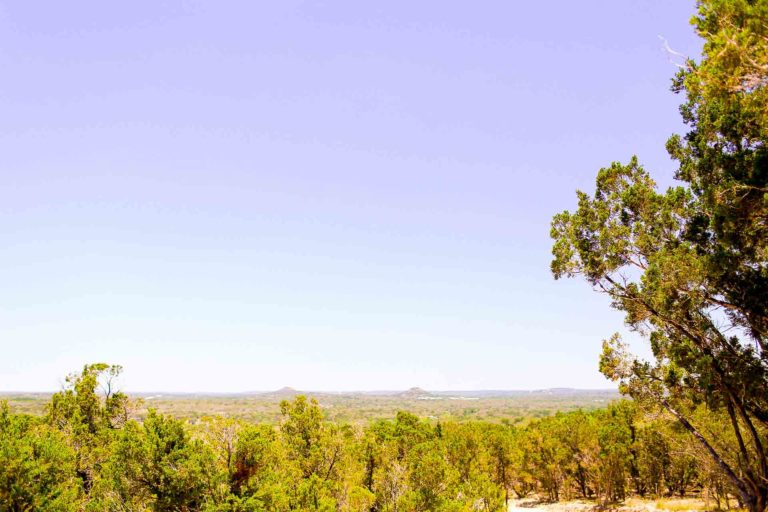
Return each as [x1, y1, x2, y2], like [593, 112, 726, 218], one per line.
[398, 387, 432, 399]
[263, 386, 300, 398]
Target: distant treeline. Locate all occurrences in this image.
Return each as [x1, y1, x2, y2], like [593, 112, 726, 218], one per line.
[0, 364, 743, 512]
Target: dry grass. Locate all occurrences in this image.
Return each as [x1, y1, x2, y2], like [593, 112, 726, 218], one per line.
[651, 498, 716, 511]
[509, 497, 721, 512]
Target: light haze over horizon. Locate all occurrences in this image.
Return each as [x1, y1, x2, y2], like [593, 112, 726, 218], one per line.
[1, 2, 703, 392]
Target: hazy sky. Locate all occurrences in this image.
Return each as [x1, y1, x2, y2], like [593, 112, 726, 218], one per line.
[1, 2, 703, 392]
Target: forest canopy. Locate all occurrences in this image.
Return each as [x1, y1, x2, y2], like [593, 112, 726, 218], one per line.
[0, 364, 746, 511]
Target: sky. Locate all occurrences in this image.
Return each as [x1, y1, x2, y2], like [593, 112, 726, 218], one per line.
[0, 1, 704, 392]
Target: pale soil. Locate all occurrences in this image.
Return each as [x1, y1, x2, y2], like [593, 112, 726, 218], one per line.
[508, 497, 716, 512]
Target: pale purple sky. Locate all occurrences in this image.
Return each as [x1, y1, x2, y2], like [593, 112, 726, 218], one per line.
[1, 1, 702, 392]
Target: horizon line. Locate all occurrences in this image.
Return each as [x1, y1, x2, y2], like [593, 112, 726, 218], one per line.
[0, 386, 620, 395]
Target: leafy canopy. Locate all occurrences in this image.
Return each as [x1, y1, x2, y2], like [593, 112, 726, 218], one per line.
[551, 1, 767, 510]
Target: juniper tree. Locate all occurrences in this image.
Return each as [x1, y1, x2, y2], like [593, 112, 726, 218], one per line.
[551, 1, 768, 509]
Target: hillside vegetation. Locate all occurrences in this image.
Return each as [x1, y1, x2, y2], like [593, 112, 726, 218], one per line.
[0, 364, 740, 511]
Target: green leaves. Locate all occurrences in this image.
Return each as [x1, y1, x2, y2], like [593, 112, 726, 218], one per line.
[0, 403, 82, 511]
[2, 379, 753, 511]
[551, 1, 768, 509]
[100, 410, 216, 511]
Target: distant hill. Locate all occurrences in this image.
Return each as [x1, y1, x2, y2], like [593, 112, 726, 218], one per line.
[259, 386, 301, 398]
[397, 387, 435, 399]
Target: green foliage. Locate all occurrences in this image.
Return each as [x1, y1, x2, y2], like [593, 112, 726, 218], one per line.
[46, 363, 131, 496]
[551, 1, 768, 509]
[0, 402, 82, 511]
[94, 409, 216, 511]
[0, 374, 751, 511]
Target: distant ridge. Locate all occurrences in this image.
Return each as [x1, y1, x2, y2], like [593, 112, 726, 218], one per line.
[0, 388, 619, 397]
[430, 388, 619, 398]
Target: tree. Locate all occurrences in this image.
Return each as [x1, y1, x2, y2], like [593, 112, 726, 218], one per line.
[0, 402, 82, 512]
[101, 410, 216, 511]
[483, 424, 516, 506]
[279, 396, 360, 510]
[524, 417, 568, 502]
[550, 1, 767, 510]
[48, 363, 129, 434]
[280, 396, 324, 479]
[46, 363, 129, 494]
[557, 410, 600, 499]
[403, 441, 451, 512]
[632, 421, 671, 497]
